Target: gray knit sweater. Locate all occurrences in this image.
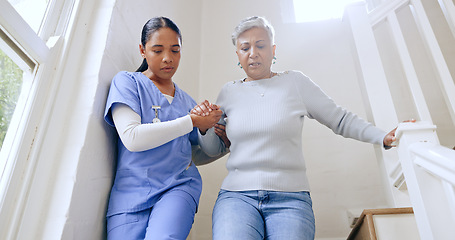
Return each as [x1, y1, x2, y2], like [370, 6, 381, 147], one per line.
[198, 70, 386, 192]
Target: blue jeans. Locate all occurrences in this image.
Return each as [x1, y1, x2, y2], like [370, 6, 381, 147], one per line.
[212, 190, 315, 240]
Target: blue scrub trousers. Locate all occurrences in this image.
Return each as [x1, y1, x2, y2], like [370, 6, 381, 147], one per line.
[212, 190, 315, 240]
[107, 189, 197, 240]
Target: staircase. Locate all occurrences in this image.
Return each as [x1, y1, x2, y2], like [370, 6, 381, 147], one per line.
[347, 207, 419, 240]
[345, 0, 455, 239]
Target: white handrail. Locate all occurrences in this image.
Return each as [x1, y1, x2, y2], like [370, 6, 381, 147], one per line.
[410, 142, 455, 185]
[396, 122, 455, 240]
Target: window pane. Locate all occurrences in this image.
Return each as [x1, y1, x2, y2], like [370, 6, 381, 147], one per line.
[0, 48, 23, 150]
[293, 0, 363, 22]
[7, 0, 51, 33]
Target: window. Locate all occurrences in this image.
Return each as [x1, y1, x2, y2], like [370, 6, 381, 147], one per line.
[0, 0, 43, 180]
[0, 48, 24, 150]
[8, 0, 50, 33]
[0, 0, 77, 236]
[0, 0, 76, 192]
[293, 0, 363, 22]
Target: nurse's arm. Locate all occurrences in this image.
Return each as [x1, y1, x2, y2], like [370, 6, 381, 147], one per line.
[112, 103, 193, 152]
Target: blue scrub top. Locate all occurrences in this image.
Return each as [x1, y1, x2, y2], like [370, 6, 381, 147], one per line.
[104, 71, 202, 217]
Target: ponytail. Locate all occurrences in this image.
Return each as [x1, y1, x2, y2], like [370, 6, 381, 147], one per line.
[136, 58, 148, 72]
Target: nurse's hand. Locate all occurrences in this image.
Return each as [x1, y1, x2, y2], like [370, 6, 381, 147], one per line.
[191, 100, 219, 116]
[190, 108, 223, 134]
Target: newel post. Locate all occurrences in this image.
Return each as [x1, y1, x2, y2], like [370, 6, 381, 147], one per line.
[395, 121, 440, 240]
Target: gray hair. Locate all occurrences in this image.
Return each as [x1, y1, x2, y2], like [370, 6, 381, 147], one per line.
[231, 16, 275, 46]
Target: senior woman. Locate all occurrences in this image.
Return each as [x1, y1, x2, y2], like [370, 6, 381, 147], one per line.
[194, 16, 403, 240]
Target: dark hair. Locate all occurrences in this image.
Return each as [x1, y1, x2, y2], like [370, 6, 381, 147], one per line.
[136, 17, 182, 72]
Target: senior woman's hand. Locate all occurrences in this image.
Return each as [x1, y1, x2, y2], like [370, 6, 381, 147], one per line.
[383, 119, 417, 148]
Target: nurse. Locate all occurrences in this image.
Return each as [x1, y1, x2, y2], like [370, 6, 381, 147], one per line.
[104, 17, 222, 240]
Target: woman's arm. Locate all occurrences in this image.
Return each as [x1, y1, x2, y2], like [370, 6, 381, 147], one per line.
[296, 75, 387, 146]
[197, 127, 229, 157]
[191, 144, 229, 166]
[112, 103, 193, 152]
[191, 100, 231, 157]
[298, 75, 415, 148]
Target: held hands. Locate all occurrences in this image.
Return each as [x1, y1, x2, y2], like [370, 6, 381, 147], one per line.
[383, 119, 417, 148]
[190, 100, 222, 134]
[191, 100, 231, 148]
[191, 100, 218, 116]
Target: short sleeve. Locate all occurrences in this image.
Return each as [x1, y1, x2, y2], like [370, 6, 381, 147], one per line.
[104, 71, 141, 127]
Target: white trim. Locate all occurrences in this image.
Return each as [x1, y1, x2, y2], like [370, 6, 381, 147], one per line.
[368, 0, 409, 27]
[0, 30, 34, 71]
[40, 0, 77, 41]
[0, 1, 49, 63]
[0, 36, 63, 240]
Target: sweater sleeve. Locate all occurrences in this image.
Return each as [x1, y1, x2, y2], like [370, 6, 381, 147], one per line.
[197, 126, 230, 157]
[197, 82, 230, 157]
[112, 103, 193, 152]
[294, 72, 387, 145]
[191, 144, 229, 166]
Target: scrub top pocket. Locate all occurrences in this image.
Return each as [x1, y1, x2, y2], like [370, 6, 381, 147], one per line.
[177, 134, 192, 157]
[112, 169, 152, 208]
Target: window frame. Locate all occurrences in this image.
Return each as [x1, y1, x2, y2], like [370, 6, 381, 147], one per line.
[0, 0, 76, 238]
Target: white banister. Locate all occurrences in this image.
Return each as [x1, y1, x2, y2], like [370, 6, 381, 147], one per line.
[368, 0, 409, 27]
[347, 1, 455, 239]
[345, 2, 409, 207]
[410, 0, 455, 126]
[387, 12, 433, 123]
[438, 0, 455, 38]
[411, 143, 455, 185]
[396, 121, 455, 240]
